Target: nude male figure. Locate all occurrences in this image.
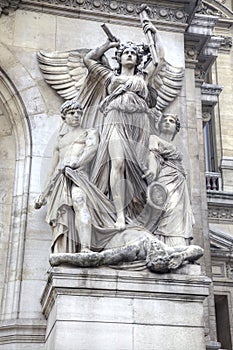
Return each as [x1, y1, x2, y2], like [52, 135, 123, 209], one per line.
[35, 99, 99, 253]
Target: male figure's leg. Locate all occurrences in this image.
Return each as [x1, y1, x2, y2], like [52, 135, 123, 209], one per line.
[71, 185, 92, 252]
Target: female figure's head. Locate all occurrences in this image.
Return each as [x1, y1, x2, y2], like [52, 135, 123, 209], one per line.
[158, 114, 180, 141]
[115, 42, 144, 74]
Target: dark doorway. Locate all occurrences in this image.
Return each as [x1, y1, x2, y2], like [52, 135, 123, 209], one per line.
[215, 294, 232, 350]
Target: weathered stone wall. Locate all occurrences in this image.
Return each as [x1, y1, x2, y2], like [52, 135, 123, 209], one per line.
[0, 104, 16, 309]
[217, 34, 233, 192]
[0, 1, 231, 348]
[0, 8, 186, 345]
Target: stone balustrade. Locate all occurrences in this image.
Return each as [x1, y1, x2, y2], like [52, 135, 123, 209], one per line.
[206, 172, 222, 191]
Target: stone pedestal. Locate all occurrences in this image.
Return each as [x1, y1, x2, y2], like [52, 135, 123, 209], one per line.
[41, 265, 210, 350]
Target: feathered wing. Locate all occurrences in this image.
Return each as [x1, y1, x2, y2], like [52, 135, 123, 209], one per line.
[37, 49, 112, 130]
[37, 49, 90, 100]
[149, 59, 184, 119]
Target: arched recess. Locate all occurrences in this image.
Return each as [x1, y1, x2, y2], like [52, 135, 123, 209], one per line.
[0, 67, 32, 320]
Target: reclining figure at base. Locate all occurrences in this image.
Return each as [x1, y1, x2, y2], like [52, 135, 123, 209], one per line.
[49, 228, 203, 273]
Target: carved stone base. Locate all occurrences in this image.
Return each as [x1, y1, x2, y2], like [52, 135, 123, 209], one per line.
[41, 266, 210, 350]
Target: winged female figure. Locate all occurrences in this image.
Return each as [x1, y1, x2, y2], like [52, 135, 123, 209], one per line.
[37, 6, 184, 233]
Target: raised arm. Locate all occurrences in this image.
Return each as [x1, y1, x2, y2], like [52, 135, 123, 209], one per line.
[138, 4, 164, 73]
[84, 39, 119, 69]
[142, 21, 165, 80]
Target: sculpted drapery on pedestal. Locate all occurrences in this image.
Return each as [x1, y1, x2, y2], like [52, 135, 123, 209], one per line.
[35, 5, 203, 272]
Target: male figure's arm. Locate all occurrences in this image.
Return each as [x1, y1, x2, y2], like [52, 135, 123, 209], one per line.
[35, 145, 60, 209]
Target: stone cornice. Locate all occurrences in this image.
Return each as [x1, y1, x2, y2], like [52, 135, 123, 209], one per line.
[185, 14, 223, 80]
[208, 191, 233, 223]
[41, 266, 210, 319]
[201, 83, 223, 96]
[208, 206, 233, 222]
[194, 35, 223, 83]
[17, 0, 198, 30]
[201, 83, 223, 112]
[207, 190, 233, 204]
[210, 229, 233, 251]
[210, 229, 233, 281]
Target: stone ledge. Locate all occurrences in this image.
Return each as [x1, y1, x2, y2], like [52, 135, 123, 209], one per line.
[221, 157, 233, 170]
[41, 266, 210, 319]
[0, 319, 46, 345]
[206, 341, 222, 350]
[41, 266, 211, 350]
[207, 191, 233, 204]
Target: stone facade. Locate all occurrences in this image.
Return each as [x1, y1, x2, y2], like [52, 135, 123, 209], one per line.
[0, 0, 232, 349]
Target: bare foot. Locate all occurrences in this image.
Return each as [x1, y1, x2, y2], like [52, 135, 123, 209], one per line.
[80, 247, 92, 253]
[168, 252, 185, 270]
[114, 216, 125, 231]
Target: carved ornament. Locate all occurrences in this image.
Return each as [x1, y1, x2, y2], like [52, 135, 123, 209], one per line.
[226, 264, 233, 279]
[202, 112, 211, 122]
[201, 83, 223, 97]
[196, 0, 233, 19]
[208, 191, 233, 223]
[195, 65, 206, 82]
[219, 36, 233, 53]
[208, 207, 233, 222]
[20, 0, 188, 24]
[0, 0, 20, 15]
[185, 47, 198, 61]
